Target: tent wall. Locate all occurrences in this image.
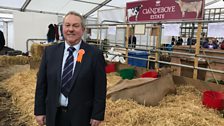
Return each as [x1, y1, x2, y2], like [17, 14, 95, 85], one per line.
[7, 22, 14, 48]
[13, 11, 58, 52]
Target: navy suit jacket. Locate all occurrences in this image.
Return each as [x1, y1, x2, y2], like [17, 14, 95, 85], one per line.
[34, 41, 107, 126]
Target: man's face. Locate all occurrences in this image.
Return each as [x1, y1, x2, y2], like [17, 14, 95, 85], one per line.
[63, 14, 85, 46]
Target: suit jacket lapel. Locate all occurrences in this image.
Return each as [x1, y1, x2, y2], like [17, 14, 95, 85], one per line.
[70, 41, 87, 87]
[56, 43, 65, 88]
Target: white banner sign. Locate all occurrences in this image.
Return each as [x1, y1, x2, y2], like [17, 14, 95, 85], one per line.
[207, 23, 224, 37]
[163, 24, 181, 36]
[108, 26, 116, 35]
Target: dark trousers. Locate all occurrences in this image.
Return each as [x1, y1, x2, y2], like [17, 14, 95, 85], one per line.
[55, 107, 71, 126]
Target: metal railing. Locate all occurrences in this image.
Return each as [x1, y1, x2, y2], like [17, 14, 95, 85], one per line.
[101, 43, 224, 74]
[26, 38, 47, 54]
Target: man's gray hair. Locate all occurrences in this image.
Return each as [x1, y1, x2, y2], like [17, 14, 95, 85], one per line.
[63, 11, 85, 29]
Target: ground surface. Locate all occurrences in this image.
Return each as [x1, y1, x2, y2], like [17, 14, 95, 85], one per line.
[0, 65, 29, 126]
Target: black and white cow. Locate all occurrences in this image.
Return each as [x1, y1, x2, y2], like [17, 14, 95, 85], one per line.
[127, 4, 143, 21]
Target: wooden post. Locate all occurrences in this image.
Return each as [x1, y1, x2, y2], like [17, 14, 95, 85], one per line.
[193, 22, 202, 79]
[147, 31, 153, 70]
[125, 24, 130, 64]
[155, 24, 161, 72]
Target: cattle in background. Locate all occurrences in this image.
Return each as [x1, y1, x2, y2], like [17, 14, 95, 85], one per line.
[175, 0, 203, 18]
[127, 4, 143, 21]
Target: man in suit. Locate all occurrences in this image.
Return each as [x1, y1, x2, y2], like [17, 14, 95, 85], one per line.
[34, 11, 107, 126]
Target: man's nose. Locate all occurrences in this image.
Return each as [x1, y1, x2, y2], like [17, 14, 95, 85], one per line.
[68, 26, 74, 31]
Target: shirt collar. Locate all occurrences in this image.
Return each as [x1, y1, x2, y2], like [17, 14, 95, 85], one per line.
[64, 40, 82, 52]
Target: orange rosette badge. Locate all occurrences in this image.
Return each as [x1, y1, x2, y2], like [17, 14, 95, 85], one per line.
[76, 49, 85, 63]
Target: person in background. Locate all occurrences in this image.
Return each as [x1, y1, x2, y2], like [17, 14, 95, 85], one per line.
[171, 36, 176, 45]
[54, 24, 59, 41]
[0, 30, 5, 51]
[176, 36, 183, 45]
[207, 40, 214, 49]
[211, 38, 219, 49]
[202, 37, 209, 48]
[47, 24, 55, 43]
[187, 37, 192, 45]
[128, 33, 137, 48]
[34, 11, 107, 126]
[60, 25, 64, 40]
[221, 40, 224, 50]
[203, 38, 219, 49]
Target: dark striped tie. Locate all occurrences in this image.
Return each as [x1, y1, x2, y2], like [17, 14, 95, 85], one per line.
[61, 47, 76, 97]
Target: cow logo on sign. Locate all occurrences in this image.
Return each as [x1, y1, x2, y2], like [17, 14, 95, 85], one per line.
[127, 4, 143, 22]
[156, 0, 161, 6]
[175, 0, 203, 18]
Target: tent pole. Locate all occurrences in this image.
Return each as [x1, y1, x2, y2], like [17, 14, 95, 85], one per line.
[125, 24, 130, 64]
[193, 22, 202, 80]
[155, 24, 161, 72]
[20, 0, 31, 11]
[83, 0, 112, 18]
[205, 0, 220, 6]
[0, 6, 64, 15]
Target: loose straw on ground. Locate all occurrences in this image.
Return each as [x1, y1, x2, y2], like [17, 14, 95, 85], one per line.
[2, 65, 224, 126]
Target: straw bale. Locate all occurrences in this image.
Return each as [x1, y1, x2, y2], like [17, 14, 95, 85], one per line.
[29, 43, 50, 69]
[29, 56, 41, 69]
[30, 43, 49, 58]
[107, 72, 122, 88]
[0, 56, 29, 66]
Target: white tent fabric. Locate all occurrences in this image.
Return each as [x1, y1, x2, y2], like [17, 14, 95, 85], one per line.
[0, 0, 221, 16]
[0, 0, 223, 19]
[98, 8, 126, 23]
[26, 0, 105, 15]
[206, 1, 224, 9]
[0, 0, 136, 17]
[0, 0, 26, 9]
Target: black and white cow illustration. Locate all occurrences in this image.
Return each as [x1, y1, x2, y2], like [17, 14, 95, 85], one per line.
[127, 4, 143, 21]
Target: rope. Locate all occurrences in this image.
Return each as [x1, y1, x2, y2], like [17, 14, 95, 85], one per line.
[201, 48, 219, 85]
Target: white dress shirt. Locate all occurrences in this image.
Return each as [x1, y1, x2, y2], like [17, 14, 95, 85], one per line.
[59, 41, 81, 106]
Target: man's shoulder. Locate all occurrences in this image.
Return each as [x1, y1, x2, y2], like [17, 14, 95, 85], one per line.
[82, 41, 99, 51]
[43, 42, 64, 55]
[46, 42, 64, 50]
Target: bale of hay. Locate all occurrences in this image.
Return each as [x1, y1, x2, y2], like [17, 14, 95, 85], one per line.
[30, 43, 49, 58]
[107, 72, 122, 88]
[30, 43, 50, 69]
[29, 56, 41, 69]
[0, 56, 29, 66]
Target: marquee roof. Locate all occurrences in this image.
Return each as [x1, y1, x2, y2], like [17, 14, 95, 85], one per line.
[0, 0, 223, 21]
